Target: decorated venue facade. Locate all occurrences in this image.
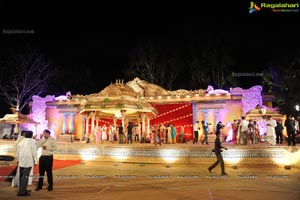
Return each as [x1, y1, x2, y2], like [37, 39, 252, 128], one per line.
[3, 77, 300, 167]
[27, 77, 283, 142]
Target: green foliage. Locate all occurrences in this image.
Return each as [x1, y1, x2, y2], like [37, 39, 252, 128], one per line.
[262, 50, 300, 116]
[116, 103, 125, 109]
[136, 103, 143, 109]
[103, 98, 110, 103]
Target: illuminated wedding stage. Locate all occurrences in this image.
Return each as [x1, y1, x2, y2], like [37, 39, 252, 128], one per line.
[2, 77, 299, 168]
[22, 77, 284, 143]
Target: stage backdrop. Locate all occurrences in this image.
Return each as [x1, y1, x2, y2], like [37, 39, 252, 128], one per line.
[150, 103, 193, 140]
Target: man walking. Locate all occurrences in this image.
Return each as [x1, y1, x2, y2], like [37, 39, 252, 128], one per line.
[208, 131, 228, 176]
[35, 129, 57, 191]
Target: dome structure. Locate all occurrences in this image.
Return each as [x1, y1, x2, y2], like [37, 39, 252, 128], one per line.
[98, 80, 137, 98]
[79, 79, 157, 117]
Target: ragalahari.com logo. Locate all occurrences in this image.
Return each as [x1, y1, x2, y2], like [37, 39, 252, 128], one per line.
[249, 1, 261, 14]
[249, 1, 299, 14]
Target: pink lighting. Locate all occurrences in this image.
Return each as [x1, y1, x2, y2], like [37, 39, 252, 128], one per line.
[230, 86, 263, 115]
[30, 95, 55, 138]
[22, 77, 281, 144]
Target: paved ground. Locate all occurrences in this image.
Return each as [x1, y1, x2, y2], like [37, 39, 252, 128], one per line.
[0, 161, 299, 200]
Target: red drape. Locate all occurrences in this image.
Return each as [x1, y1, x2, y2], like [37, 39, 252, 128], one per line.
[150, 103, 193, 140]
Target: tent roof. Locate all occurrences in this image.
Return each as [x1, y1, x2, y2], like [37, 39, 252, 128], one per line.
[0, 112, 39, 125]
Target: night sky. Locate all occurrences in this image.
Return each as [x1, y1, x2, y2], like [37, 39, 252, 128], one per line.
[1, 1, 299, 115]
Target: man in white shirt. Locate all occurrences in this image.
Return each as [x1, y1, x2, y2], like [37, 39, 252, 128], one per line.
[266, 115, 277, 145]
[6, 130, 27, 184]
[239, 116, 249, 145]
[16, 131, 38, 196]
[35, 129, 57, 191]
[193, 121, 199, 144]
[11, 131, 33, 187]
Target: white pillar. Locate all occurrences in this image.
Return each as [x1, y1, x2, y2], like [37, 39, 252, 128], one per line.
[214, 109, 219, 134]
[69, 113, 75, 134]
[215, 109, 219, 125]
[121, 110, 126, 128]
[204, 109, 208, 123]
[62, 113, 68, 134]
[91, 113, 95, 136]
[207, 109, 214, 133]
[192, 103, 198, 123]
[140, 112, 146, 139]
[136, 117, 141, 141]
[147, 118, 150, 138]
[85, 115, 89, 135]
[81, 115, 85, 140]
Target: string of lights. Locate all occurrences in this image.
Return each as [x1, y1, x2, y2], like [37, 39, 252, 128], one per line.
[152, 104, 190, 119]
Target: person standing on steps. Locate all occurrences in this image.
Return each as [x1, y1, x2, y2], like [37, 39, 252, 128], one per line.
[275, 120, 284, 144]
[201, 121, 210, 145]
[285, 115, 296, 146]
[193, 121, 199, 144]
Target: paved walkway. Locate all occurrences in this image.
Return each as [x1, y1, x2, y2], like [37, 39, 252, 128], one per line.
[0, 161, 299, 200]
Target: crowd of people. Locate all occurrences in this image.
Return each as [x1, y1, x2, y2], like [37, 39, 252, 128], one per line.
[81, 114, 299, 146]
[149, 123, 178, 145]
[86, 122, 181, 145]
[229, 115, 298, 146]
[86, 122, 140, 144]
[4, 115, 298, 185]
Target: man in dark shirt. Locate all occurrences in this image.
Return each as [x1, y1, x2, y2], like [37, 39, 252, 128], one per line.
[275, 120, 284, 144]
[284, 115, 296, 146]
[216, 121, 225, 142]
[118, 123, 124, 144]
[127, 122, 133, 144]
[216, 121, 224, 134]
[201, 121, 209, 145]
[208, 131, 228, 175]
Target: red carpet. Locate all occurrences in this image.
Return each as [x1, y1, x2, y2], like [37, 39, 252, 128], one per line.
[0, 159, 81, 182]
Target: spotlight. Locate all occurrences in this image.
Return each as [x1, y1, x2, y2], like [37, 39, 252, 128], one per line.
[284, 165, 291, 170]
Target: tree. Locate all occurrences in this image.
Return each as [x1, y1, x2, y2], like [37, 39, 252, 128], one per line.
[126, 33, 238, 90]
[0, 49, 56, 113]
[188, 32, 237, 89]
[186, 35, 210, 89]
[262, 49, 300, 116]
[125, 41, 182, 90]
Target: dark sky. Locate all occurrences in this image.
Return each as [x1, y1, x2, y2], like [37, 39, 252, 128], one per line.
[0, 1, 299, 115]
